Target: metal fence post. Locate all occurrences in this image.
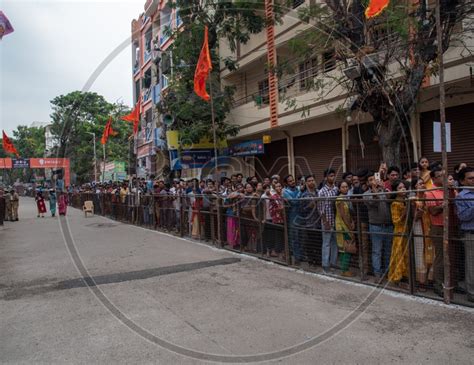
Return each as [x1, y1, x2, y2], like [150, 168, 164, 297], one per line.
[356, 202, 365, 282]
[282, 205, 290, 265]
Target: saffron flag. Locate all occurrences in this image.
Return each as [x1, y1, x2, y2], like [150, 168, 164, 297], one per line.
[365, 0, 390, 19]
[194, 26, 212, 101]
[101, 117, 118, 145]
[0, 11, 14, 40]
[121, 102, 141, 135]
[2, 130, 19, 157]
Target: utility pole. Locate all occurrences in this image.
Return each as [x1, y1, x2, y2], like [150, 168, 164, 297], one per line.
[436, 0, 451, 304]
[87, 132, 97, 182]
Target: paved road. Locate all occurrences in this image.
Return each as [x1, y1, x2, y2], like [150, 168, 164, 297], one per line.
[1, 198, 473, 364]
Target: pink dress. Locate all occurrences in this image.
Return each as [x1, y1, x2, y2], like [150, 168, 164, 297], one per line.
[58, 194, 68, 215]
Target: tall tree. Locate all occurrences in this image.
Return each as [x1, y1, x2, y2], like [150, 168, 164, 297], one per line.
[281, 0, 470, 166]
[159, 0, 271, 144]
[49, 91, 134, 183]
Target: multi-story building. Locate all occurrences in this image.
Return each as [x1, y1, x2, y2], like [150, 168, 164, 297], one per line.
[130, 0, 181, 178]
[219, 1, 474, 182]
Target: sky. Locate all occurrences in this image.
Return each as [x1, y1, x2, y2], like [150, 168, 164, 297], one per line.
[0, 0, 144, 135]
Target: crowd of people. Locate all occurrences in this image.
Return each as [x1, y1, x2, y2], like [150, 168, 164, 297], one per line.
[66, 157, 474, 302]
[2, 157, 473, 302]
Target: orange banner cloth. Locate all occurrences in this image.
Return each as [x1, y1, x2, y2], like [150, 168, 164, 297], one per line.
[100, 117, 118, 145]
[2, 130, 19, 157]
[121, 101, 141, 135]
[365, 0, 390, 18]
[194, 26, 212, 101]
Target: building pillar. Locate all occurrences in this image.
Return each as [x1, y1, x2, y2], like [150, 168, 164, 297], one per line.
[283, 131, 295, 177]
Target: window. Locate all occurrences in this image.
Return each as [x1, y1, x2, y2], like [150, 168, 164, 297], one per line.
[134, 80, 140, 104]
[293, 0, 305, 9]
[322, 50, 336, 72]
[257, 79, 269, 105]
[299, 57, 318, 90]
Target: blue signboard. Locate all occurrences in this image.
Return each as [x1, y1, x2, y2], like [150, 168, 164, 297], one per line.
[229, 139, 264, 156]
[12, 158, 30, 169]
[169, 149, 214, 170]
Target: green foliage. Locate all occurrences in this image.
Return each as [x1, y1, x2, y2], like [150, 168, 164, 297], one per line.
[160, 0, 268, 144]
[49, 91, 134, 183]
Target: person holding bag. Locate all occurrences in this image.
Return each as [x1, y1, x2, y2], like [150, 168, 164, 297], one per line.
[336, 181, 356, 277]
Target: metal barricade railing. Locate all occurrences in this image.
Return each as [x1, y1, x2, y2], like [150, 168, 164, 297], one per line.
[68, 191, 474, 308]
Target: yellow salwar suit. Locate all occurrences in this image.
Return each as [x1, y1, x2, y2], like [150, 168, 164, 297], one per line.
[388, 199, 409, 282]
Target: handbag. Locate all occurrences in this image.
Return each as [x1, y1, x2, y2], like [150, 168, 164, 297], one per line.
[343, 232, 357, 254]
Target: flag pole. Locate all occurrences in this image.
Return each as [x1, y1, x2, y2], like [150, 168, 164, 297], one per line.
[209, 76, 219, 186]
[102, 143, 106, 183]
[436, 0, 451, 304]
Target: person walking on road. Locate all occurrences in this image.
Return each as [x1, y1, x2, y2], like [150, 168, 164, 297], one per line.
[5, 189, 12, 221]
[49, 189, 57, 217]
[10, 189, 19, 221]
[0, 187, 5, 227]
[58, 192, 68, 216]
[35, 190, 47, 218]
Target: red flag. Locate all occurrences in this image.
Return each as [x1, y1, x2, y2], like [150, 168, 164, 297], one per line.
[194, 26, 212, 101]
[365, 0, 390, 18]
[2, 130, 19, 157]
[121, 101, 141, 135]
[100, 117, 117, 145]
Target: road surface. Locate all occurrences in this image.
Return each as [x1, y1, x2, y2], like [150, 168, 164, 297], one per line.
[1, 198, 473, 364]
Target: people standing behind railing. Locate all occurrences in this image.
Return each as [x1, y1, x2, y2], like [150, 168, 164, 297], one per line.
[383, 166, 401, 192]
[240, 183, 259, 253]
[388, 180, 410, 287]
[153, 182, 161, 229]
[318, 169, 339, 273]
[411, 178, 434, 291]
[225, 183, 244, 248]
[351, 169, 371, 278]
[0, 188, 5, 228]
[425, 167, 446, 297]
[419, 156, 433, 189]
[455, 167, 474, 303]
[269, 182, 285, 261]
[283, 175, 302, 265]
[188, 181, 203, 240]
[335, 181, 355, 277]
[298, 175, 320, 266]
[363, 171, 393, 280]
[202, 179, 217, 241]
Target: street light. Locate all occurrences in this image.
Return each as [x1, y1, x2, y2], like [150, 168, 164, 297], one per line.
[86, 132, 98, 182]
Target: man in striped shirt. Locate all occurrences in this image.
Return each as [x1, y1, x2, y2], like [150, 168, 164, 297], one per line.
[318, 168, 339, 272]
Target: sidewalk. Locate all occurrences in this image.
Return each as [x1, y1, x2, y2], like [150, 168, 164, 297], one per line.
[1, 198, 473, 364]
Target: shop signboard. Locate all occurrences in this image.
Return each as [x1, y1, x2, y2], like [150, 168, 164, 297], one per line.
[229, 140, 264, 156]
[169, 149, 214, 170]
[12, 158, 30, 169]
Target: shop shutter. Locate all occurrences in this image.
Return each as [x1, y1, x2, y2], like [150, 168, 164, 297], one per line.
[255, 138, 289, 180]
[293, 128, 343, 184]
[421, 103, 474, 172]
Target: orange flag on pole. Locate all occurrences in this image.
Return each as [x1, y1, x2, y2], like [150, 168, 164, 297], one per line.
[365, 0, 390, 18]
[121, 101, 141, 135]
[101, 117, 118, 145]
[194, 26, 212, 101]
[2, 130, 19, 157]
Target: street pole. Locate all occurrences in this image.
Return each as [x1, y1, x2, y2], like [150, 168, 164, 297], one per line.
[209, 77, 219, 186]
[436, 0, 451, 304]
[102, 143, 106, 183]
[87, 132, 97, 182]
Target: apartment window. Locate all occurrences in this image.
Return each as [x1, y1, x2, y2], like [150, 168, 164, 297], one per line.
[134, 80, 140, 104]
[257, 79, 269, 105]
[293, 0, 305, 8]
[322, 50, 336, 72]
[299, 57, 318, 90]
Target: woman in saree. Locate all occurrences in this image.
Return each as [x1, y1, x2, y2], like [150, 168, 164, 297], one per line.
[35, 190, 46, 218]
[335, 181, 355, 277]
[240, 183, 259, 253]
[225, 184, 244, 248]
[419, 156, 433, 189]
[58, 192, 68, 216]
[411, 178, 433, 290]
[269, 182, 286, 261]
[388, 180, 410, 285]
[188, 182, 203, 239]
[49, 189, 57, 217]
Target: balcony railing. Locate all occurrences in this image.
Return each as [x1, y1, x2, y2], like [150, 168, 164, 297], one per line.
[142, 87, 152, 103]
[152, 84, 161, 104]
[144, 49, 152, 64]
[161, 74, 169, 90]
